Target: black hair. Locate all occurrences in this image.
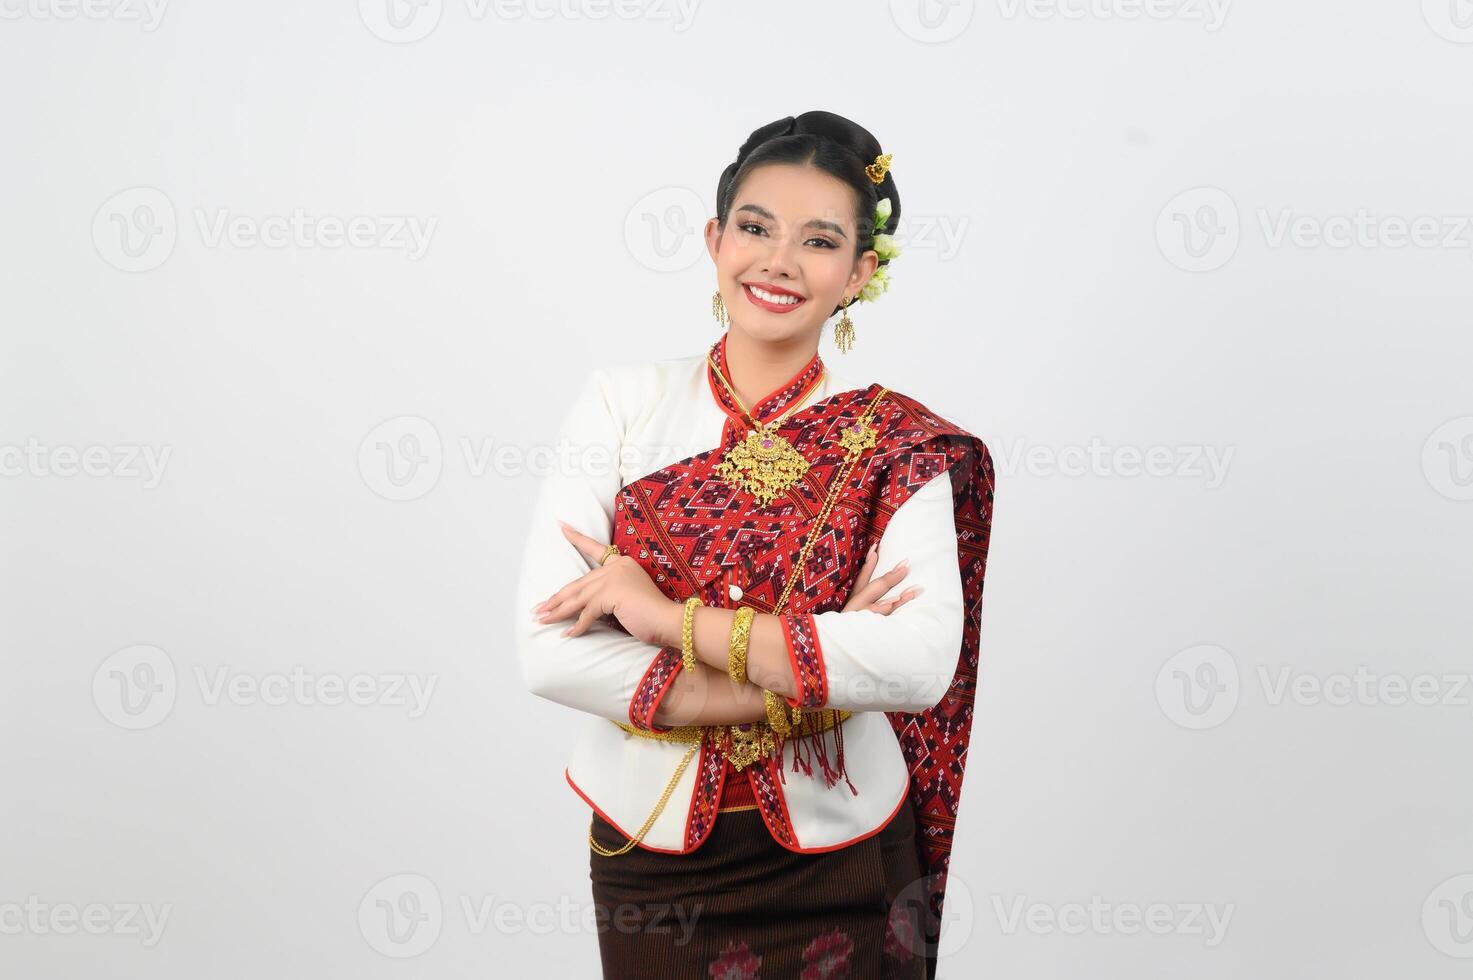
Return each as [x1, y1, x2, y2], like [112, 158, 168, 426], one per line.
[714, 111, 900, 316]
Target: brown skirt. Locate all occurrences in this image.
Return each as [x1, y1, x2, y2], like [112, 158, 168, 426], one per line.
[588, 801, 931, 979]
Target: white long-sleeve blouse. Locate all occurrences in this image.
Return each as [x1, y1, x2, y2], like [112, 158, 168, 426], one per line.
[514, 350, 964, 853]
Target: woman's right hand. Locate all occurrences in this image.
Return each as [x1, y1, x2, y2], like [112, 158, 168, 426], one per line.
[842, 544, 920, 615]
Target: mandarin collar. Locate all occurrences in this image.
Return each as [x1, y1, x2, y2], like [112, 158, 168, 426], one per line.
[706, 332, 825, 427]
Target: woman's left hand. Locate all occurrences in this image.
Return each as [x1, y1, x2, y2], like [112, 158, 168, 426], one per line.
[532, 522, 677, 647]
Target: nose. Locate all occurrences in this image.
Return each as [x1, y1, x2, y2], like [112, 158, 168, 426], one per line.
[760, 233, 800, 280]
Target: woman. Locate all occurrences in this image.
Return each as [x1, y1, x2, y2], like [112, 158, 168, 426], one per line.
[516, 110, 996, 979]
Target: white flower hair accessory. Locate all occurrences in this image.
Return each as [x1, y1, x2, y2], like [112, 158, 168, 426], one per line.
[858, 196, 901, 303]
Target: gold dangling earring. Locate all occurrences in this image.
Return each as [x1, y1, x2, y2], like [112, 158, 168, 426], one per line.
[834, 296, 856, 353]
[711, 289, 729, 327]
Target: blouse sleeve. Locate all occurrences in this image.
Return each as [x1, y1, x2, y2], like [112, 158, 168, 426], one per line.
[778, 467, 965, 714]
[513, 367, 680, 728]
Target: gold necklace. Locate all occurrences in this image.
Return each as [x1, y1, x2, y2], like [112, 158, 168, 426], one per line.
[708, 354, 823, 507]
[593, 384, 890, 857]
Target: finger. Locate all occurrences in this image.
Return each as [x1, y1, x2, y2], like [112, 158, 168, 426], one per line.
[563, 599, 606, 638]
[852, 558, 909, 607]
[885, 586, 922, 612]
[558, 521, 611, 566]
[538, 579, 595, 622]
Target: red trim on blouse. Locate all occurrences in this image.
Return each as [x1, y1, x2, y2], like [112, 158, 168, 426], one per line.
[706, 331, 826, 429]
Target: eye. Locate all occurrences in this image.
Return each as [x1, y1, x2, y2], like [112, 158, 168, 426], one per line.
[805, 237, 838, 249]
[739, 222, 767, 236]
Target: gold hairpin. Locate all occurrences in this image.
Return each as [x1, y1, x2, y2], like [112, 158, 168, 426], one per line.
[865, 152, 893, 184]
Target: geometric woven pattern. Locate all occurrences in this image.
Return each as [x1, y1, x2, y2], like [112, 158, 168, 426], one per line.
[610, 338, 995, 956]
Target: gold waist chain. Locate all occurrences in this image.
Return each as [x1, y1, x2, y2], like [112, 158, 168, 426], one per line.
[589, 384, 889, 857]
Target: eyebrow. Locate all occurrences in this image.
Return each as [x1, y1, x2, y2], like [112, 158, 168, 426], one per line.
[733, 204, 849, 240]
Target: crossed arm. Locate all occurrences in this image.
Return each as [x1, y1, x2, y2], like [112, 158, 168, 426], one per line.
[514, 368, 963, 729]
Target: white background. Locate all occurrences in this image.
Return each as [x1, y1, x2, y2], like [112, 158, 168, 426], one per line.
[3, 1, 1472, 977]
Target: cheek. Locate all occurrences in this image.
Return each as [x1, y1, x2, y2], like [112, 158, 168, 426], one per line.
[804, 252, 852, 291]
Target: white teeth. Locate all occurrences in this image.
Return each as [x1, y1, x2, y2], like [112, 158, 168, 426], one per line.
[749, 286, 801, 305]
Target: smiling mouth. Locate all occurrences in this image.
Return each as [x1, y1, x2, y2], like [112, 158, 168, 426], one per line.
[742, 283, 807, 311]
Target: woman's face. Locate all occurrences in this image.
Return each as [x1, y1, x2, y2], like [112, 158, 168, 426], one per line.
[705, 162, 878, 347]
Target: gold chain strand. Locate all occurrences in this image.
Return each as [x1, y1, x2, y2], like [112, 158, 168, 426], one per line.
[708, 356, 825, 507]
[706, 354, 822, 431]
[594, 385, 889, 855]
[587, 742, 700, 857]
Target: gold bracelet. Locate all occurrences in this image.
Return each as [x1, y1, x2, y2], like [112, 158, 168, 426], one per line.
[681, 596, 703, 673]
[763, 689, 794, 737]
[727, 606, 754, 685]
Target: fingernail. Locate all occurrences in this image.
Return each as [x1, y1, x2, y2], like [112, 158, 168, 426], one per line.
[868, 544, 877, 558]
[532, 600, 546, 611]
[897, 558, 909, 569]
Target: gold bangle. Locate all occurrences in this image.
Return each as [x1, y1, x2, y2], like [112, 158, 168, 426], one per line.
[681, 596, 703, 673]
[727, 606, 754, 685]
[763, 689, 794, 737]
